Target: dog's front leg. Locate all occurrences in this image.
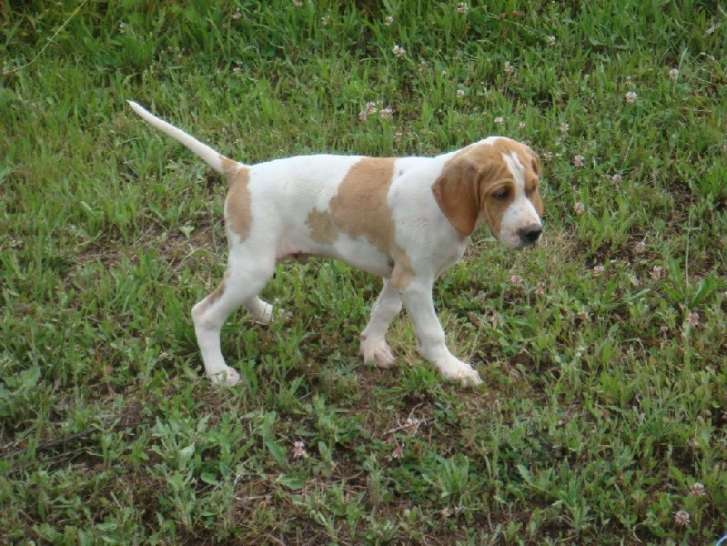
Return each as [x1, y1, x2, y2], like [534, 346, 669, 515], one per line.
[399, 279, 482, 386]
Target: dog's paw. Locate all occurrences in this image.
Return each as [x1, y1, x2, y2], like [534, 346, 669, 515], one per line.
[360, 336, 396, 368]
[252, 301, 274, 325]
[439, 360, 483, 387]
[207, 366, 241, 386]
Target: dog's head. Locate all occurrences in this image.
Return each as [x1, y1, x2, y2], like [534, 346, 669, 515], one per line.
[432, 137, 544, 249]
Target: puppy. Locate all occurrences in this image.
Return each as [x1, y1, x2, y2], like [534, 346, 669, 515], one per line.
[128, 101, 543, 386]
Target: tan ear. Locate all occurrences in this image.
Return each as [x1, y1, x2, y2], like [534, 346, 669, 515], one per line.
[529, 148, 541, 175]
[431, 156, 480, 238]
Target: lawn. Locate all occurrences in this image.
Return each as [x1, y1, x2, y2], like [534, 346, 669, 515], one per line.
[1, 1, 726, 544]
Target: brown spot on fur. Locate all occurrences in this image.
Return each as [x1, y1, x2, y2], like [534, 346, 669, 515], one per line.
[225, 165, 251, 239]
[322, 157, 414, 282]
[390, 257, 414, 289]
[208, 283, 225, 305]
[306, 209, 338, 244]
[530, 187, 544, 217]
[196, 270, 229, 316]
[207, 271, 229, 306]
[432, 138, 542, 239]
[220, 156, 238, 176]
[329, 158, 397, 253]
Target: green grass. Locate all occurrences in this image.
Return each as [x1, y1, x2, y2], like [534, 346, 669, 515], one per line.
[1, 1, 726, 544]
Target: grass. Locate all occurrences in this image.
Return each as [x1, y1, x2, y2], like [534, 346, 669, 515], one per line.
[1, 0, 726, 544]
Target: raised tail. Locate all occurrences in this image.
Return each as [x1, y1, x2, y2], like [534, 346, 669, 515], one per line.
[127, 101, 241, 175]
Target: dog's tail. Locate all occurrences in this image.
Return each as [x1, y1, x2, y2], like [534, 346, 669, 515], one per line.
[127, 101, 242, 175]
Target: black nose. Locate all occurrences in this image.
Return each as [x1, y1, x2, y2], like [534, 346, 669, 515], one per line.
[518, 224, 542, 245]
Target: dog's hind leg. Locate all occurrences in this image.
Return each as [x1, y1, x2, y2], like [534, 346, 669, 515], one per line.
[360, 279, 402, 367]
[191, 246, 275, 385]
[244, 296, 274, 325]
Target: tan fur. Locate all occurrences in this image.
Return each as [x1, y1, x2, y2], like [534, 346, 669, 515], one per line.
[390, 258, 414, 289]
[224, 164, 251, 239]
[315, 158, 414, 286]
[329, 158, 396, 251]
[199, 270, 230, 314]
[220, 156, 238, 175]
[306, 209, 338, 244]
[208, 281, 225, 305]
[432, 139, 542, 239]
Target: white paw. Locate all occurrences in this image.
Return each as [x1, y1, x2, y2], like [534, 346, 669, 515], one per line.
[207, 366, 241, 386]
[252, 302, 274, 325]
[360, 336, 396, 368]
[439, 359, 483, 387]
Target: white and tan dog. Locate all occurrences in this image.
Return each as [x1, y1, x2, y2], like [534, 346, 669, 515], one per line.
[128, 101, 544, 387]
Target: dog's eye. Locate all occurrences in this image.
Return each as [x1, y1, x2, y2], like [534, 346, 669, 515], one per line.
[492, 188, 510, 200]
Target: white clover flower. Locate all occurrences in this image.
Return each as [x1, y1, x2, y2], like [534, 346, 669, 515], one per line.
[379, 106, 394, 120]
[689, 482, 706, 497]
[384, 15, 394, 26]
[669, 67, 679, 81]
[573, 154, 585, 168]
[546, 35, 556, 46]
[392, 44, 406, 58]
[687, 311, 700, 327]
[456, 88, 465, 98]
[625, 91, 638, 103]
[358, 101, 380, 121]
[494, 116, 504, 125]
[611, 173, 623, 183]
[291, 440, 307, 459]
[503, 61, 514, 74]
[559, 122, 570, 134]
[673, 510, 690, 527]
[574, 201, 585, 215]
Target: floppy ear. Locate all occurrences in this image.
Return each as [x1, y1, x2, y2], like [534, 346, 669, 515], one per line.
[431, 156, 480, 238]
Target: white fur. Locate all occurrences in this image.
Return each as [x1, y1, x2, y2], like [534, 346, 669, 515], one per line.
[129, 102, 541, 387]
[500, 152, 542, 248]
[127, 101, 229, 174]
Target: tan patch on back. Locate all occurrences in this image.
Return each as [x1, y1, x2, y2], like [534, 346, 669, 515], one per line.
[306, 209, 338, 244]
[225, 165, 251, 239]
[329, 157, 397, 254]
[309, 157, 413, 282]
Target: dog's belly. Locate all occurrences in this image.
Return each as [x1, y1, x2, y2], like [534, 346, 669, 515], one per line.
[332, 236, 393, 276]
[278, 232, 393, 277]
